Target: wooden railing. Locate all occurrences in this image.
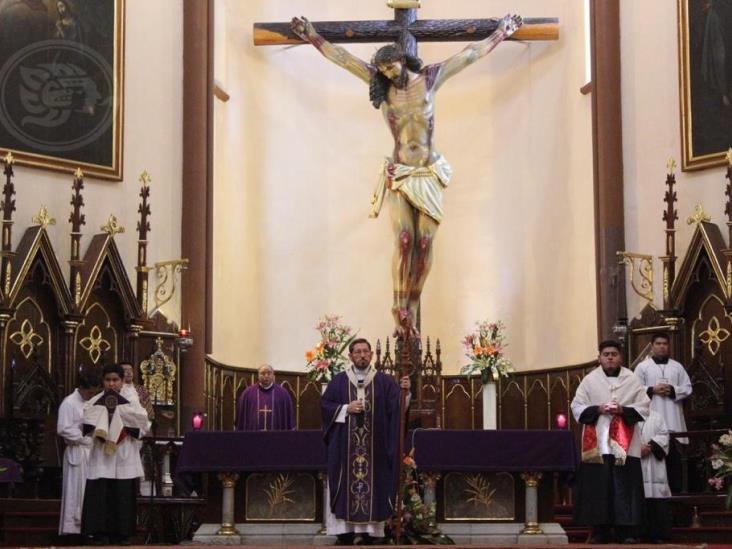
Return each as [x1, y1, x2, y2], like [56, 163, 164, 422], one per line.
[204, 354, 596, 443]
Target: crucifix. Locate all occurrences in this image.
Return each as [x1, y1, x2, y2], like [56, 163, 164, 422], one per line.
[258, 403, 272, 431]
[255, 6, 557, 537]
[254, 2, 559, 340]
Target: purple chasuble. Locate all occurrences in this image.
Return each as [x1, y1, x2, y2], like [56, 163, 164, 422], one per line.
[235, 383, 294, 431]
[321, 369, 402, 523]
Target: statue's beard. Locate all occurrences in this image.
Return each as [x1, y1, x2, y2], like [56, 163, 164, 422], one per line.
[391, 68, 408, 89]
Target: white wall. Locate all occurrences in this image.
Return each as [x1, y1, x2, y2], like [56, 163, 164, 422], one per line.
[212, 0, 597, 373]
[621, 0, 730, 318]
[7, 0, 183, 323]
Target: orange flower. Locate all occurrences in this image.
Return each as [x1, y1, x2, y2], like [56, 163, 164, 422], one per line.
[474, 345, 483, 356]
[315, 341, 325, 353]
[485, 345, 496, 356]
[403, 455, 416, 468]
[305, 351, 314, 362]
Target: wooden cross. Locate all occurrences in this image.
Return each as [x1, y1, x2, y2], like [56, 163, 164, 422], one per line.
[258, 403, 273, 431]
[254, 4, 559, 57]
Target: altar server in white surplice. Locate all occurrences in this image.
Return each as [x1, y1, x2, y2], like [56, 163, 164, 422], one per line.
[81, 363, 151, 545]
[639, 411, 672, 543]
[634, 332, 692, 492]
[57, 371, 101, 536]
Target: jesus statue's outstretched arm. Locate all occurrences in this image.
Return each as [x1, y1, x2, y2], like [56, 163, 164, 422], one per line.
[291, 16, 373, 84]
[430, 14, 523, 90]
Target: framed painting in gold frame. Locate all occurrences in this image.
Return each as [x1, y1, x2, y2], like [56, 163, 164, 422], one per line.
[0, 0, 125, 180]
[678, 0, 732, 171]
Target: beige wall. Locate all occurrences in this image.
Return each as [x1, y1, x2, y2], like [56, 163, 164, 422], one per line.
[6, 0, 183, 324]
[621, 1, 730, 319]
[213, 0, 597, 373]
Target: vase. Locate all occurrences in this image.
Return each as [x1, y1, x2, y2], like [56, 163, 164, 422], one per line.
[482, 380, 498, 430]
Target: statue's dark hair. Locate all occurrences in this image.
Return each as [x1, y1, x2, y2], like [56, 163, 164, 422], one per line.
[369, 44, 423, 109]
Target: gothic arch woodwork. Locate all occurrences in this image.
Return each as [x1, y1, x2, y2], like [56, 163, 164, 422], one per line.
[75, 302, 118, 367]
[77, 234, 143, 321]
[628, 221, 732, 429]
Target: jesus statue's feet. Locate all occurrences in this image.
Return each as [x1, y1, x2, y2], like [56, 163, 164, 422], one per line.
[392, 308, 420, 339]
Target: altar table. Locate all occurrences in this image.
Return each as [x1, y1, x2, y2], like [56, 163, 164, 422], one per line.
[177, 429, 577, 540]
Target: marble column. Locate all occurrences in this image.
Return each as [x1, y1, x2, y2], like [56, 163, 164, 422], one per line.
[217, 472, 240, 536]
[520, 472, 543, 535]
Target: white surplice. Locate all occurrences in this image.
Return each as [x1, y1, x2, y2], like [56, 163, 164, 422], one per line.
[634, 358, 692, 443]
[639, 411, 671, 498]
[571, 366, 650, 460]
[84, 391, 151, 480]
[57, 389, 93, 534]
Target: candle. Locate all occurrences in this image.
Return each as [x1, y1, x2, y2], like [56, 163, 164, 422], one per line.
[556, 412, 568, 429]
[192, 411, 204, 430]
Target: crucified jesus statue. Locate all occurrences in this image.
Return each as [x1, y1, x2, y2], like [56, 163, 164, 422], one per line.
[291, 14, 523, 337]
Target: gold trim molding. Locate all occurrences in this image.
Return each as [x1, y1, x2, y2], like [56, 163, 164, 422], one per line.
[687, 204, 711, 226]
[100, 215, 125, 235]
[32, 206, 56, 229]
[617, 251, 654, 302]
[387, 0, 421, 8]
[150, 259, 189, 316]
[139, 170, 151, 186]
[9, 318, 44, 359]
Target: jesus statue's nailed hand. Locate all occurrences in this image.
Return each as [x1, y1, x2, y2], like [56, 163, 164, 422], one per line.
[498, 14, 523, 37]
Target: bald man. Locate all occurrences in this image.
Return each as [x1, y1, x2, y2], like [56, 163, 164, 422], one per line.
[235, 364, 295, 431]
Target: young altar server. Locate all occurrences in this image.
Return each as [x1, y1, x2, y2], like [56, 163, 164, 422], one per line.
[57, 371, 101, 537]
[81, 363, 151, 545]
[639, 410, 673, 543]
[634, 332, 692, 492]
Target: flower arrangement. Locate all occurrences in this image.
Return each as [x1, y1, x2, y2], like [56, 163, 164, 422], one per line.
[304, 315, 356, 383]
[388, 450, 453, 545]
[708, 430, 732, 507]
[460, 320, 515, 384]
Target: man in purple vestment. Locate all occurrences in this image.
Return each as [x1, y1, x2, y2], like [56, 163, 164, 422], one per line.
[321, 338, 410, 545]
[235, 364, 295, 431]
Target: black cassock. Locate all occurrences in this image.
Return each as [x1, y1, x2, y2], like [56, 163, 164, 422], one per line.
[573, 405, 646, 527]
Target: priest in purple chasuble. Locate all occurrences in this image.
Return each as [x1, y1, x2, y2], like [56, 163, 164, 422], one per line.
[321, 338, 411, 543]
[236, 364, 295, 431]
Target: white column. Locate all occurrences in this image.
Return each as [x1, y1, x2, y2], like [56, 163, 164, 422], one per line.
[161, 445, 174, 496]
[482, 381, 497, 430]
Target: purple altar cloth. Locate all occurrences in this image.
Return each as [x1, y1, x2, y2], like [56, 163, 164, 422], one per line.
[176, 430, 326, 473]
[176, 429, 577, 474]
[410, 429, 578, 472]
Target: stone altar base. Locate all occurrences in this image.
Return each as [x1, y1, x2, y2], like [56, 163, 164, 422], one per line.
[191, 523, 328, 545]
[190, 522, 567, 545]
[438, 522, 568, 545]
